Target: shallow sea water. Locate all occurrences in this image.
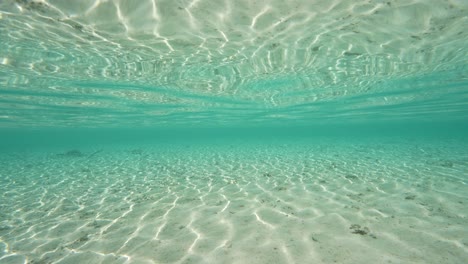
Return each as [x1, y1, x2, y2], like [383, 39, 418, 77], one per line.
[1, 0, 468, 263]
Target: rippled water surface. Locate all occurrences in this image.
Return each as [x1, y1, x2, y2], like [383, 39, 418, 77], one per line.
[1, 0, 467, 127]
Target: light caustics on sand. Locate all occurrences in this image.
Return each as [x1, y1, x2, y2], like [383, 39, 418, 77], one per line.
[0, 141, 467, 263]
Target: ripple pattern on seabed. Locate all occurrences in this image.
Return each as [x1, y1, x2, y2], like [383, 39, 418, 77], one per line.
[0, 0, 467, 126]
[0, 140, 467, 263]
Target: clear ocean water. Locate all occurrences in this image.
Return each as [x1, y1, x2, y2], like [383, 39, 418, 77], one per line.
[1, 1, 467, 263]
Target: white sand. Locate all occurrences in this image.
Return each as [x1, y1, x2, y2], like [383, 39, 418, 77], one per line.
[0, 138, 467, 263]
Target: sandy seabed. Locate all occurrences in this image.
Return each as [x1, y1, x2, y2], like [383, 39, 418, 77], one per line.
[0, 139, 467, 264]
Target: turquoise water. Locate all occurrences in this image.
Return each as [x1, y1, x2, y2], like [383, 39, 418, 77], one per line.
[1, 0, 468, 263]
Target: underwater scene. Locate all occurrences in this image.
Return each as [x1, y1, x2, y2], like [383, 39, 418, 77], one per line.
[0, 0, 467, 263]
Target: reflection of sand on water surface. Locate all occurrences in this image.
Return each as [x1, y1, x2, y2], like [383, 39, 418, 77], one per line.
[0, 0, 467, 127]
